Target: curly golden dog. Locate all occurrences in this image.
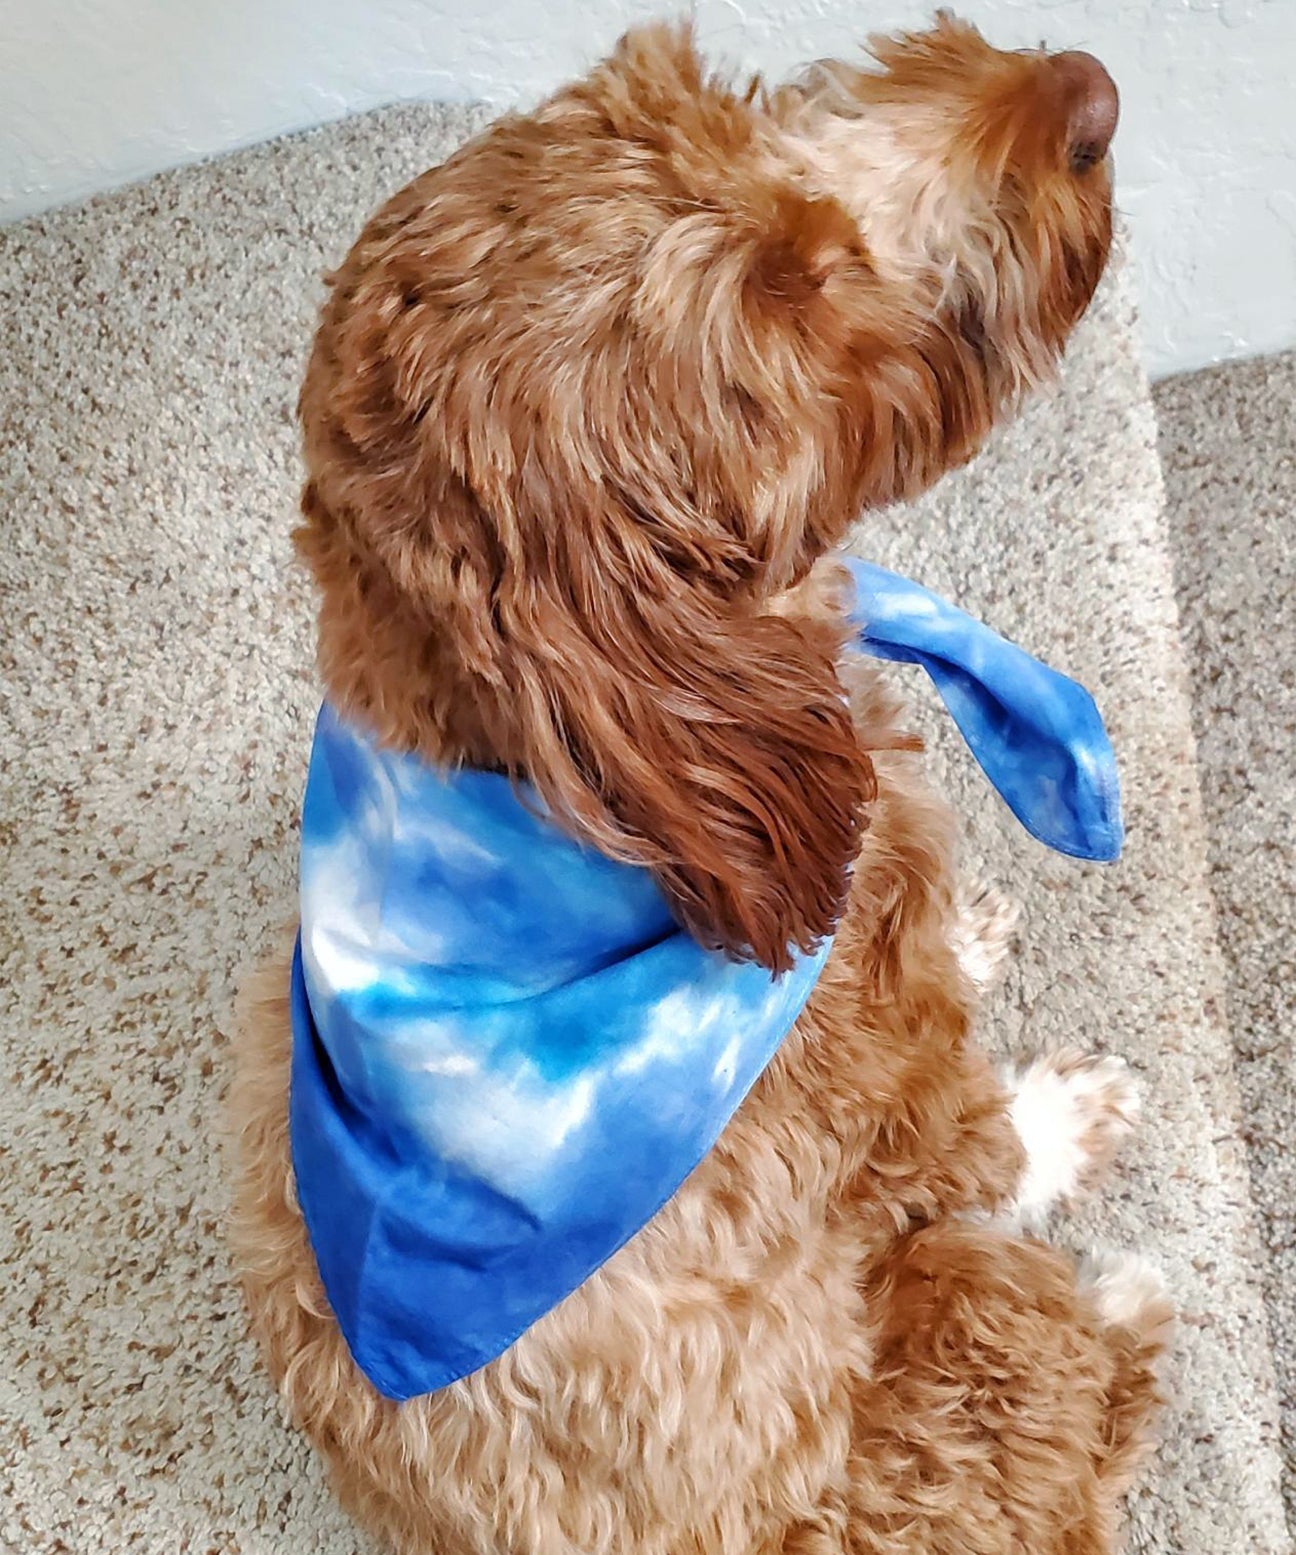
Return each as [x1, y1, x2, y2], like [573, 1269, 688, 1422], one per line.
[230, 15, 1169, 1553]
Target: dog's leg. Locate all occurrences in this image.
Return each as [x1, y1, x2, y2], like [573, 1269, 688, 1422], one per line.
[1076, 1245, 1174, 1502]
[844, 1222, 1168, 1555]
[1004, 1050, 1140, 1229]
[950, 884, 1137, 1229]
[950, 876, 1020, 994]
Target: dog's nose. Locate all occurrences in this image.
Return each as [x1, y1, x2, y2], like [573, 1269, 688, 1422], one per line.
[1051, 50, 1119, 171]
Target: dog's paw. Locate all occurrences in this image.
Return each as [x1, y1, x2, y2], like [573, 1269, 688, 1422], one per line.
[1078, 1247, 1173, 1345]
[1007, 1050, 1140, 1228]
[950, 877, 1021, 994]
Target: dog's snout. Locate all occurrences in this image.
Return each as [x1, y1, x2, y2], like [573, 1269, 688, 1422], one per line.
[1051, 50, 1119, 171]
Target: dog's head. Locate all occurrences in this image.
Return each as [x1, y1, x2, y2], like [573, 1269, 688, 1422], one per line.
[296, 14, 1117, 972]
[777, 10, 1118, 436]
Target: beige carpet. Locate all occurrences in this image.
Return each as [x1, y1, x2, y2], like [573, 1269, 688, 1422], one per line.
[1155, 351, 1296, 1530]
[0, 104, 1288, 1553]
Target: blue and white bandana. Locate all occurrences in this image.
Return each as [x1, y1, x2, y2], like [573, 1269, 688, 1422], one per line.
[840, 557, 1122, 862]
[289, 557, 1122, 1401]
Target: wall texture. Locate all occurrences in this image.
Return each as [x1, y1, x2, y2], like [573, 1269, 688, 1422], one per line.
[2, 0, 1293, 376]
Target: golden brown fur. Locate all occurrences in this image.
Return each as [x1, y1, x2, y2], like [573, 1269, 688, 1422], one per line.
[231, 15, 1167, 1553]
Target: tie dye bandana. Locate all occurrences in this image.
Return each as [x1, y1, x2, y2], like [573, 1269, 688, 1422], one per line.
[289, 558, 1122, 1400]
[839, 556, 1123, 863]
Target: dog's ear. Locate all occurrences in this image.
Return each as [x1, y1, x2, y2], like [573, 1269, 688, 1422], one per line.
[344, 475, 873, 973]
[299, 431, 872, 975]
[308, 458, 873, 973]
[499, 570, 874, 975]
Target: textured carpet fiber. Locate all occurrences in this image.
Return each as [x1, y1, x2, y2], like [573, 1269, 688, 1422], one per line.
[0, 104, 1288, 1553]
[1155, 351, 1296, 1531]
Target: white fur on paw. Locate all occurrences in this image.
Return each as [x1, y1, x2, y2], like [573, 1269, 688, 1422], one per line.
[1007, 1050, 1140, 1228]
[1078, 1248, 1172, 1338]
[951, 878, 1021, 993]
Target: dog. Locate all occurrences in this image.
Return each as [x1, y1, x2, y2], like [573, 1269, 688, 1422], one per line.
[230, 15, 1169, 1553]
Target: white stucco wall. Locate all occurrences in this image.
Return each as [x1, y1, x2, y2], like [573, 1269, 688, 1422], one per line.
[2, 0, 1293, 377]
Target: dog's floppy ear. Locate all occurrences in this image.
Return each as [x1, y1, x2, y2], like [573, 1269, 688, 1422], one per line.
[334, 470, 874, 973]
[504, 569, 874, 974]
